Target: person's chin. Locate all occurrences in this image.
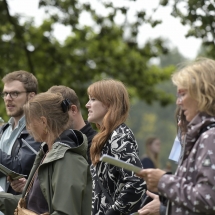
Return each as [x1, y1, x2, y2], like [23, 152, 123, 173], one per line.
[6, 111, 14, 117]
[87, 117, 93, 123]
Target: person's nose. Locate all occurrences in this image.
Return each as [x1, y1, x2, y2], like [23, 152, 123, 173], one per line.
[176, 97, 182, 105]
[4, 94, 12, 100]
[85, 101, 90, 108]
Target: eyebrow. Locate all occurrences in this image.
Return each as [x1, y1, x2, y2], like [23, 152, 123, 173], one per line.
[177, 89, 187, 93]
[2, 91, 18, 93]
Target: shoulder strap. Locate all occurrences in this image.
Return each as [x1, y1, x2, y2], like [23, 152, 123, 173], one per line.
[199, 123, 215, 135]
[47, 163, 54, 213]
[23, 152, 48, 199]
[95, 171, 114, 205]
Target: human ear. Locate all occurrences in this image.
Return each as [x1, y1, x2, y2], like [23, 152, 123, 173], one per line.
[70, 105, 78, 114]
[40, 116, 48, 128]
[28, 92, 36, 100]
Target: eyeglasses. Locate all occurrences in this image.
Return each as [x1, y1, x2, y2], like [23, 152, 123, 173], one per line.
[1, 91, 29, 99]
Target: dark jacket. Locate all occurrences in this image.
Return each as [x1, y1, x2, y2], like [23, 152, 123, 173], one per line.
[141, 157, 155, 169]
[0, 123, 41, 194]
[80, 121, 97, 164]
[91, 123, 146, 215]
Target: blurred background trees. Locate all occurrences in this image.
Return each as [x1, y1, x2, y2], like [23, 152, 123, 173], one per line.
[0, 0, 214, 168]
[161, 0, 215, 58]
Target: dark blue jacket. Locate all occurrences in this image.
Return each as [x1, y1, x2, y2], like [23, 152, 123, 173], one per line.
[0, 123, 41, 194]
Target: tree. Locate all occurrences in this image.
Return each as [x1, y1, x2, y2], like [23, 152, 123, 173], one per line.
[197, 43, 213, 58]
[0, 0, 176, 121]
[160, 0, 215, 58]
[159, 46, 187, 68]
[127, 46, 188, 168]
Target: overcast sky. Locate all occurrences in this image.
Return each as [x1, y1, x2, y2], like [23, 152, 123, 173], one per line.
[8, 0, 202, 59]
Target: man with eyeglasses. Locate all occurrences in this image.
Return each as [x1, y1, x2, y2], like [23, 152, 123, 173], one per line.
[0, 70, 41, 215]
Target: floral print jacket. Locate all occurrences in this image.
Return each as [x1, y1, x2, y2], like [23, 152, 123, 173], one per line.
[158, 113, 215, 215]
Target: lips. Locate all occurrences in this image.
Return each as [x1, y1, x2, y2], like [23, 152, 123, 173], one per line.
[7, 104, 14, 107]
[6, 104, 15, 110]
[88, 110, 93, 117]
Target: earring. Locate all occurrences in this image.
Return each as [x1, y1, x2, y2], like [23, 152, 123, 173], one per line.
[45, 127, 48, 134]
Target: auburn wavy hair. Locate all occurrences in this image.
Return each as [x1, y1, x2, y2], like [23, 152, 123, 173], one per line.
[88, 79, 130, 165]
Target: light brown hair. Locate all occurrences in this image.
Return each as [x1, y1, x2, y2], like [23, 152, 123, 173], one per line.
[48, 85, 81, 111]
[2, 70, 38, 94]
[23, 92, 69, 138]
[88, 79, 130, 165]
[175, 106, 188, 137]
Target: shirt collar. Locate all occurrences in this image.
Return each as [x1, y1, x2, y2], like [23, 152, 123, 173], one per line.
[8, 116, 26, 128]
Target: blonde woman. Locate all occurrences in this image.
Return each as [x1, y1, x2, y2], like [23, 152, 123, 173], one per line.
[86, 79, 146, 215]
[138, 58, 215, 215]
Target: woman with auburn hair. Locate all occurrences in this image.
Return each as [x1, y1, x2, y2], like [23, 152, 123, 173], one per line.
[86, 79, 146, 215]
[137, 58, 215, 215]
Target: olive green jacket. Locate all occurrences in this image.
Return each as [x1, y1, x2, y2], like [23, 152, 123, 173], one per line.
[0, 129, 92, 215]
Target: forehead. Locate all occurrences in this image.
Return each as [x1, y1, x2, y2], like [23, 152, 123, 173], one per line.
[3, 80, 25, 91]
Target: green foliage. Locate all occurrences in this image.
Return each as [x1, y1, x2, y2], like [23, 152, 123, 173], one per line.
[0, 0, 176, 121]
[127, 84, 177, 169]
[127, 46, 188, 169]
[163, 0, 215, 58]
[197, 43, 214, 58]
[159, 47, 187, 67]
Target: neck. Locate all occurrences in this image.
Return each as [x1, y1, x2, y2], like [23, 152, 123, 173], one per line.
[47, 142, 53, 151]
[46, 133, 56, 151]
[73, 114, 86, 130]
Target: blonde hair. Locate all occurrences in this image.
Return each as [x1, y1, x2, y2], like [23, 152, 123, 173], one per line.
[88, 79, 130, 165]
[172, 58, 215, 116]
[23, 92, 69, 140]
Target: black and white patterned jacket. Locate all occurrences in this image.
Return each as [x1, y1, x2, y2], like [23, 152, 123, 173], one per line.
[91, 123, 146, 215]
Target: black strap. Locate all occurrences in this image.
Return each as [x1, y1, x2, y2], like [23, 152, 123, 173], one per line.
[95, 172, 114, 205]
[199, 123, 215, 136]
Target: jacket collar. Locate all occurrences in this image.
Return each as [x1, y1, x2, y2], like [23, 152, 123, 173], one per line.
[41, 129, 88, 164]
[182, 113, 215, 160]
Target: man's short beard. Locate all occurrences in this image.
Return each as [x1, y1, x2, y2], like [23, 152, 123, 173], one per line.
[8, 108, 24, 118]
